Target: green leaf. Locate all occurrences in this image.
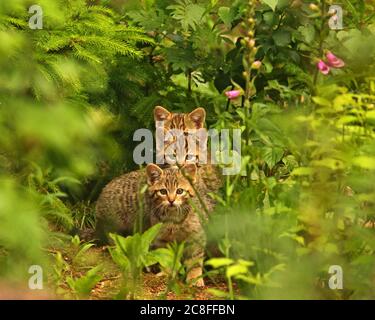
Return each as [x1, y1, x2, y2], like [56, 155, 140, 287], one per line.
[324, 243, 339, 254]
[311, 158, 344, 170]
[150, 244, 184, 273]
[312, 96, 332, 107]
[140, 223, 163, 253]
[206, 288, 229, 298]
[108, 239, 131, 271]
[353, 156, 375, 170]
[262, 147, 284, 169]
[74, 243, 95, 262]
[262, 0, 279, 11]
[272, 29, 291, 46]
[236, 274, 262, 285]
[205, 257, 234, 268]
[67, 265, 102, 298]
[168, 0, 205, 31]
[238, 259, 255, 267]
[337, 115, 357, 125]
[226, 264, 248, 278]
[298, 24, 316, 44]
[218, 7, 234, 27]
[291, 167, 313, 176]
[283, 155, 298, 171]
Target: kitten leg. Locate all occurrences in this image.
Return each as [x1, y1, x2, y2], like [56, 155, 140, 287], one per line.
[184, 241, 205, 287]
[186, 265, 204, 287]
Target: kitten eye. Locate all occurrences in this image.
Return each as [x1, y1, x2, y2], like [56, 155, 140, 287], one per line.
[186, 154, 196, 161]
[176, 188, 184, 195]
[159, 189, 168, 195]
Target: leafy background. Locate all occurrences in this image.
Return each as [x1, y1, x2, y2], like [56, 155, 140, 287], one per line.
[0, 0, 375, 299]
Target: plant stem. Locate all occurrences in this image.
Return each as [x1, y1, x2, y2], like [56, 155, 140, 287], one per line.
[228, 276, 234, 300]
[187, 68, 192, 96]
[243, 2, 256, 187]
[313, 0, 327, 90]
[177, 163, 209, 217]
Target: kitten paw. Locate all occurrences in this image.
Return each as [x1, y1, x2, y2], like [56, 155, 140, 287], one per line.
[186, 267, 204, 287]
[156, 271, 166, 277]
[193, 278, 205, 287]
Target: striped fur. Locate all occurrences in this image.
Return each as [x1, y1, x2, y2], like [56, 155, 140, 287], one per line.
[95, 164, 211, 286]
[154, 106, 223, 193]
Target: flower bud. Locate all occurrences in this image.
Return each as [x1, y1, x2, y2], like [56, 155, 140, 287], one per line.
[291, 0, 302, 8]
[317, 60, 330, 75]
[251, 60, 262, 69]
[225, 90, 242, 100]
[248, 39, 256, 48]
[309, 3, 320, 11]
[325, 51, 345, 68]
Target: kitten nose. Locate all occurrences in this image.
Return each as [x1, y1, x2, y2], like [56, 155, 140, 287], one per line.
[168, 197, 175, 205]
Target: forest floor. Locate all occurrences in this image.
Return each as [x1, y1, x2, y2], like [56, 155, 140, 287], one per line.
[50, 241, 232, 300]
[91, 269, 231, 300]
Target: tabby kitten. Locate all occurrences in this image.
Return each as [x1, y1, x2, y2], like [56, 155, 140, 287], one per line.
[154, 106, 222, 194]
[95, 163, 211, 286]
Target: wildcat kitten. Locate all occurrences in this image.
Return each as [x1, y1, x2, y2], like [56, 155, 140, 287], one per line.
[95, 163, 211, 286]
[154, 106, 222, 194]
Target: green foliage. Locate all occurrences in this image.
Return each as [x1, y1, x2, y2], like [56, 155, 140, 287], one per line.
[109, 224, 162, 298]
[206, 257, 256, 299]
[66, 265, 102, 299]
[109, 224, 162, 272]
[50, 235, 115, 299]
[1, 0, 375, 300]
[261, 0, 278, 11]
[152, 242, 185, 278]
[0, 0, 152, 286]
[152, 242, 186, 296]
[168, 0, 206, 31]
[70, 235, 95, 264]
[0, 178, 46, 280]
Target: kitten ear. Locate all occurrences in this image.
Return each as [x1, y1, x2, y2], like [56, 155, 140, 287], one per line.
[181, 163, 197, 182]
[146, 164, 163, 185]
[188, 107, 206, 129]
[154, 106, 171, 122]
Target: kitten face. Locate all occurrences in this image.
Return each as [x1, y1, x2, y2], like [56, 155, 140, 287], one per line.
[154, 106, 207, 165]
[154, 106, 206, 130]
[146, 163, 197, 223]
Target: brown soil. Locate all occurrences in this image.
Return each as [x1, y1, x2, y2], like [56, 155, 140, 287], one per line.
[51, 245, 233, 300]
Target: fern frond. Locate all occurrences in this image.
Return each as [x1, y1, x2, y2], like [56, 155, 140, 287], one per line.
[0, 16, 29, 29]
[87, 5, 116, 17]
[49, 58, 82, 92]
[72, 43, 102, 64]
[115, 29, 155, 45]
[130, 94, 161, 126]
[82, 36, 144, 59]
[38, 34, 71, 52]
[167, 0, 205, 31]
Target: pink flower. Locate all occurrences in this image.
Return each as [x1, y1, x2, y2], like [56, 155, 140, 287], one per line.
[326, 51, 345, 68]
[225, 90, 242, 99]
[317, 60, 330, 75]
